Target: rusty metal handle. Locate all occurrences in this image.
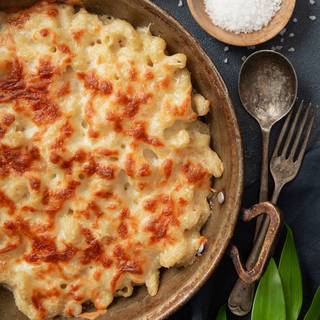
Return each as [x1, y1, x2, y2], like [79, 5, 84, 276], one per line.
[229, 202, 282, 284]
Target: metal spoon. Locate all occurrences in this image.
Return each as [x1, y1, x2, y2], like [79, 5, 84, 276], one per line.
[228, 50, 298, 316]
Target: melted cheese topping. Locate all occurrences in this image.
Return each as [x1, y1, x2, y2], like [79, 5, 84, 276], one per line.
[0, 2, 224, 319]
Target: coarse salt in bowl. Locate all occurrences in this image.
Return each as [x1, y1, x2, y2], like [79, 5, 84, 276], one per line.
[204, 0, 282, 34]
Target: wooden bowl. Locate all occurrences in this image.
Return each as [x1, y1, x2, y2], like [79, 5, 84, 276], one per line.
[187, 0, 296, 46]
[0, 0, 243, 319]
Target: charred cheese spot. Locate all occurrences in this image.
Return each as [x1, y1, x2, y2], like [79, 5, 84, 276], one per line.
[0, 113, 15, 138]
[116, 91, 152, 118]
[57, 82, 71, 97]
[0, 144, 40, 177]
[29, 176, 41, 191]
[58, 44, 72, 55]
[126, 121, 163, 147]
[181, 161, 208, 184]
[81, 228, 112, 267]
[83, 157, 116, 180]
[0, 191, 16, 215]
[143, 198, 158, 213]
[106, 111, 123, 132]
[138, 163, 151, 177]
[0, 58, 61, 125]
[47, 7, 59, 17]
[124, 154, 135, 177]
[144, 71, 154, 80]
[25, 237, 77, 263]
[7, 12, 30, 28]
[31, 288, 60, 319]
[72, 29, 85, 41]
[162, 159, 173, 180]
[111, 245, 143, 292]
[40, 28, 49, 37]
[158, 75, 172, 89]
[145, 195, 179, 243]
[2, 113, 15, 126]
[78, 71, 113, 95]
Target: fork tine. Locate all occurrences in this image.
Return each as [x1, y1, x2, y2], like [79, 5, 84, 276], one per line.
[282, 101, 304, 157]
[272, 104, 295, 157]
[290, 104, 311, 159]
[296, 109, 315, 164]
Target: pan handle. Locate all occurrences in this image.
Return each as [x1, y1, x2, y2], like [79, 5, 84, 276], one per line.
[229, 202, 282, 284]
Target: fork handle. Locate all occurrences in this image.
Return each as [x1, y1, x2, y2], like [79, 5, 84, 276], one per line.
[228, 184, 284, 316]
[228, 217, 270, 315]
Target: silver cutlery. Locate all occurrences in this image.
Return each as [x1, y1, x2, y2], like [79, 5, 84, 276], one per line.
[229, 101, 315, 316]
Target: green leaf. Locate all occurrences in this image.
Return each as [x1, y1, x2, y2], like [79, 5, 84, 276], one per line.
[304, 288, 320, 320]
[252, 258, 286, 320]
[216, 304, 227, 320]
[279, 225, 303, 320]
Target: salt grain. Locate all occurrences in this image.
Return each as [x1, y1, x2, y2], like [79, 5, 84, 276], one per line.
[197, 243, 206, 256]
[217, 191, 225, 204]
[280, 28, 287, 36]
[288, 47, 295, 52]
[242, 56, 247, 61]
[309, 15, 317, 21]
[275, 45, 283, 50]
[223, 58, 229, 64]
[178, 0, 183, 7]
[204, 0, 282, 34]
[289, 32, 295, 38]
[224, 46, 229, 52]
[310, 0, 316, 5]
[293, 17, 298, 23]
[280, 38, 284, 43]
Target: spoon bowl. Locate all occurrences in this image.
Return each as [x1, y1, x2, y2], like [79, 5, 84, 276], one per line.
[187, 0, 296, 46]
[239, 50, 298, 130]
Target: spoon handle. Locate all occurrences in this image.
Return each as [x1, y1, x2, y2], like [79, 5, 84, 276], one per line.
[256, 129, 270, 233]
[259, 129, 270, 202]
[228, 129, 270, 316]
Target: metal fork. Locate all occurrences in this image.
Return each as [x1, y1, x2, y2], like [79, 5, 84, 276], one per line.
[270, 101, 315, 203]
[228, 101, 315, 316]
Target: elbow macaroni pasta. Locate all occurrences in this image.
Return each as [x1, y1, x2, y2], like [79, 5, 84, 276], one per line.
[0, 2, 223, 319]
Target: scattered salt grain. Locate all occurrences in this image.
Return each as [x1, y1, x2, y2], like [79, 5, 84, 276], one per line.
[242, 56, 247, 62]
[310, 0, 316, 5]
[289, 32, 295, 38]
[223, 58, 229, 64]
[204, 0, 282, 34]
[280, 38, 284, 43]
[197, 243, 206, 256]
[217, 191, 225, 204]
[224, 46, 229, 52]
[293, 17, 298, 23]
[178, 0, 183, 7]
[280, 28, 287, 36]
[309, 15, 317, 21]
[275, 45, 283, 50]
[288, 47, 295, 52]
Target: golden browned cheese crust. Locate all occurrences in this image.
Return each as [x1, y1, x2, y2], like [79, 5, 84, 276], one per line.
[0, 2, 223, 319]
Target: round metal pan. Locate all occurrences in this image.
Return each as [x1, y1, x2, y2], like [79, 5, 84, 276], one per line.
[0, 1, 243, 319]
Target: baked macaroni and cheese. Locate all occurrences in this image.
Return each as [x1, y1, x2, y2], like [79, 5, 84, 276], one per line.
[0, 2, 223, 319]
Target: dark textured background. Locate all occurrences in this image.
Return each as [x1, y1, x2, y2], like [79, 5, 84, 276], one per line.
[150, 1, 320, 319]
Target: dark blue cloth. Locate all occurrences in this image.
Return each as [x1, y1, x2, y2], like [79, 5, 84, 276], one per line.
[150, 1, 320, 319]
